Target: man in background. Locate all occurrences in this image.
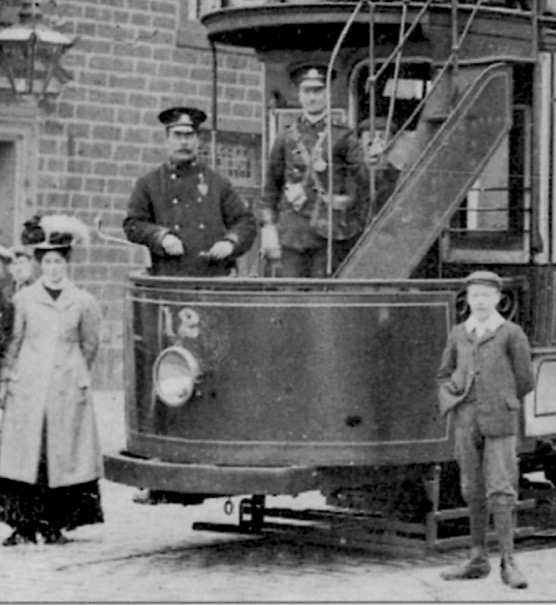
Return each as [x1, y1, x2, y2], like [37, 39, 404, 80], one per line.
[260, 64, 368, 277]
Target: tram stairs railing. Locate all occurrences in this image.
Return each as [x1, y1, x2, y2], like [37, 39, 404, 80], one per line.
[336, 61, 514, 279]
[332, 0, 533, 279]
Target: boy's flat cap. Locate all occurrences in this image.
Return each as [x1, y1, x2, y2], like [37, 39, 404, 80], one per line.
[465, 270, 502, 290]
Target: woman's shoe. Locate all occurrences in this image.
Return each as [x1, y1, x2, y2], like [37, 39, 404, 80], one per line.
[2, 530, 37, 546]
[43, 530, 69, 545]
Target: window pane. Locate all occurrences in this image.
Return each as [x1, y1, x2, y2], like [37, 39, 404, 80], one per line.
[459, 136, 509, 232]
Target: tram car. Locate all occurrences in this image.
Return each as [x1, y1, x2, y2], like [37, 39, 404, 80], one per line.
[104, 0, 556, 548]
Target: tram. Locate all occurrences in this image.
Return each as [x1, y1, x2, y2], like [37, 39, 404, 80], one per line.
[104, 0, 556, 549]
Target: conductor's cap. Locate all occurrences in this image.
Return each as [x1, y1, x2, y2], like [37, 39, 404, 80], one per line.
[158, 106, 207, 132]
[465, 270, 502, 290]
[290, 64, 335, 88]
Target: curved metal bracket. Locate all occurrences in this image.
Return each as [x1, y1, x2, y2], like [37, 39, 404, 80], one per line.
[94, 214, 139, 247]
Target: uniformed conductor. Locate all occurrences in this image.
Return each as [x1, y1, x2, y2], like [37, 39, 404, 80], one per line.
[123, 106, 257, 277]
[260, 64, 369, 277]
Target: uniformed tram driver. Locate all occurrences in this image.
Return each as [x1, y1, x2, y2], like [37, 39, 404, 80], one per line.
[260, 64, 369, 278]
[123, 106, 257, 277]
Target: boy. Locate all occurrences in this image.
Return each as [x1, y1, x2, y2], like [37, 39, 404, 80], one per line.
[437, 271, 534, 589]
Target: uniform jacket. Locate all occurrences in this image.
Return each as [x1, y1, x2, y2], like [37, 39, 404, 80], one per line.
[261, 115, 369, 251]
[124, 160, 257, 277]
[0, 278, 102, 487]
[436, 318, 535, 437]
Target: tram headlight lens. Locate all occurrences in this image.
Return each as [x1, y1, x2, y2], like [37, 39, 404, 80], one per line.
[153, 346, 201, 407]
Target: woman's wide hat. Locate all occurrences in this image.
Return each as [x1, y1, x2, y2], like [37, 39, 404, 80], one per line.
[21, 214, 89, 251]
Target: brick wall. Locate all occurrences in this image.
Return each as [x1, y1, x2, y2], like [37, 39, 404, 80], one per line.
[28, 0, 264, 388]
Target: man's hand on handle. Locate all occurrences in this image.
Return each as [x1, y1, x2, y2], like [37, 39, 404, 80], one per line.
[161, 233, 185, 256]
[204, 240, 235, 260]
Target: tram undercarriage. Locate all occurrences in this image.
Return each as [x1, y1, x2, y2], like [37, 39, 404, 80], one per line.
[106, 449, 556, 552]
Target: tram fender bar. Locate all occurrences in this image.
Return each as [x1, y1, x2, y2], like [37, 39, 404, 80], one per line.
[104, 451, 320, 497]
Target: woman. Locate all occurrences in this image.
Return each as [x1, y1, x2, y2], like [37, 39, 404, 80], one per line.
[0, 215, 103, 545]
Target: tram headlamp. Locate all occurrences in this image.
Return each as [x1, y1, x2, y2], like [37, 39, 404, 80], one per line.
[153, 346, 201, 407]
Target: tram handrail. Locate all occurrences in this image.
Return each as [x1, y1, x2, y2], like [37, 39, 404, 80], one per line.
[324, 0, 423, 274]
[324, 0, 484, 275]
[325, 0, 367, 276]
[371, 0, 434, 84]
[94, 214, 146, 249]
[384, 0, 409, 153]
[379, 0, 489, 162]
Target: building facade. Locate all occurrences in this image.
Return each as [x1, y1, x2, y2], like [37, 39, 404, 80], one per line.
[0, 0, 264, 388]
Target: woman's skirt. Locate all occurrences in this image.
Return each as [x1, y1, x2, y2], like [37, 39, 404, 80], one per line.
[0, 426, 103, 535]
[0, 476, 104, 535]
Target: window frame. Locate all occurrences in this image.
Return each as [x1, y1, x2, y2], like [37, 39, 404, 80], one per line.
[441, 103, 532, 265]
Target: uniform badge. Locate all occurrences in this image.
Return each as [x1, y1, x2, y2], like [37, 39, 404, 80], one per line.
[313, 158, 327, 172]
[198, 173, 208, 196]
[312, 131, 328, 172]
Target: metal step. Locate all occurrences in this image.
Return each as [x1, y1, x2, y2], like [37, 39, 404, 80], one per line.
[192, 498, 539, 554]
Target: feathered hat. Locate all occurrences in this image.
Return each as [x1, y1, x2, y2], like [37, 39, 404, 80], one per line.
[21, 214, 90, 250]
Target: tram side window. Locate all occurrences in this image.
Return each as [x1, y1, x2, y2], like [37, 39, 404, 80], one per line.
[443, 64, 533, 263]
[443, 106, 531, 263]
[353, 61, 431, 130]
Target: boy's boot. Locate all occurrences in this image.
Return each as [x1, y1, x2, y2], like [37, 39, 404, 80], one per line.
[441, 500, 490, 580]
[492, 500, 527, 589]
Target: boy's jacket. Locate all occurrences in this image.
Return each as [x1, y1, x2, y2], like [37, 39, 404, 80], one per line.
[437, 320, 534, 436]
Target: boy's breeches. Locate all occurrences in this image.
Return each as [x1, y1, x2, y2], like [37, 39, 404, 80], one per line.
[454, 401, 518, 508]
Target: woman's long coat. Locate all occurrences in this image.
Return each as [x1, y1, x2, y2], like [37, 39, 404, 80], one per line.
[0, 278, 102, 487]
